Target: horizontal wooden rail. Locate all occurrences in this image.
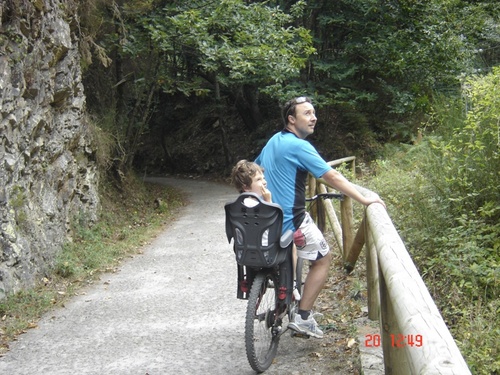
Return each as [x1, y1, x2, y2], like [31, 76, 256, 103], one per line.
[307, 157, 471, 374]
[359, 185, 471, 374]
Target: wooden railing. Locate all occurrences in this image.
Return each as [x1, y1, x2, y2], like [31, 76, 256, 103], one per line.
[307, 157, 471, 375]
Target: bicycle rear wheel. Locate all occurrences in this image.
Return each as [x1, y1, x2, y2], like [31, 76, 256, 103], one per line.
[245, 271, 280, 373]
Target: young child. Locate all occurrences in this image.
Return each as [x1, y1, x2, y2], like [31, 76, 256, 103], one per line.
[230, 160, 272, 245]
[230, 160, 272, 205]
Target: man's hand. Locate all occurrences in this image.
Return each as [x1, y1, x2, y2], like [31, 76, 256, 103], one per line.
[364, 195, 386, 208]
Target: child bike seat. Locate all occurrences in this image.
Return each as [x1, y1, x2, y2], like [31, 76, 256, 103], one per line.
[225, 193, 293, 268]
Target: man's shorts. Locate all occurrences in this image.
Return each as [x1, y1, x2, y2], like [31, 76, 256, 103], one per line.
[293, 212, 330, 261]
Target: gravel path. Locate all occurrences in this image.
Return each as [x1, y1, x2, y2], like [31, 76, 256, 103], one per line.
[0, 177, 353, 375]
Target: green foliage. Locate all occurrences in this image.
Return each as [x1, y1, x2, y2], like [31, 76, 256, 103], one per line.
[365, 67, 500, 372]
[0, 288, 57, 338]
[280, 0, 500, 143]
[81, 0, 318, 171]
[367, 139, 499, 373]
[105, 0, 314, 98]
[443, 67, 500, 216]
[453, 299, 500, 374]
[361, 0, 473, 85]
[138, 0, 315, 97]
[86, 114, 114, 172]
[365, 69, 500, 371]
[80, 0, 500, 174]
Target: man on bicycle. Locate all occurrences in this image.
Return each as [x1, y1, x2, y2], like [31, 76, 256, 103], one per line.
[255, 96, 384, 338]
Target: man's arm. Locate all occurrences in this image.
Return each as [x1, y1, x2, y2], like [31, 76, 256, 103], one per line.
[321, 169, 385, 208]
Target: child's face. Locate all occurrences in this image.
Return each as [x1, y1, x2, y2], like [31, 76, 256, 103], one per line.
[245, 170, 267, 196]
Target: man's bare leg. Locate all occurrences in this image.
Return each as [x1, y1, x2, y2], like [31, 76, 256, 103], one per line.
[299, 252, 332, 311]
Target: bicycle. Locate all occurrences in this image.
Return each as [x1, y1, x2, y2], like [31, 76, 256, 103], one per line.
[224, 191, 343, 373]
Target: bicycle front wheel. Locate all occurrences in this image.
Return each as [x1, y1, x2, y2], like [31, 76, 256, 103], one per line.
[245, 271, 280, 373]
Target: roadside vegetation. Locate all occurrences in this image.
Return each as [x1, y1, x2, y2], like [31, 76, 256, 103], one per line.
[365, 68, 500, 374]
[0, 174, 185, 355]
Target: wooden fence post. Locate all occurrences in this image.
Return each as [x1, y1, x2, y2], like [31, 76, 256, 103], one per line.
[340, 156, 355, 260]
[315, 180, 326, 232]
[340, 196, 354, 260]
[365, 220, 380, 321]
[317, 182, 343, 254]
[344, 215, 366, 273]
[308, 174, 317, 221]
[379, 266, 410, 374]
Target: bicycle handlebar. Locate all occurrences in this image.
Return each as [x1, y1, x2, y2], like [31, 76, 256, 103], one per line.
[305, 192, 344, 202]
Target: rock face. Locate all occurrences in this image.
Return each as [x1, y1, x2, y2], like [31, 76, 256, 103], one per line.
[0, 0, 99, 299]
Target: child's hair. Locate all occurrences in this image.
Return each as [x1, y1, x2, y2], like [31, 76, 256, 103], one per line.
[230, 160, 263, 193]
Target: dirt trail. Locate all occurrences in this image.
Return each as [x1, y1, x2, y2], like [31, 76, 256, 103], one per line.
[0, 177, 361, 375]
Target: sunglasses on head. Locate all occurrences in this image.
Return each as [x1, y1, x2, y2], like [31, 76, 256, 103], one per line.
[293, 96, 307, 104]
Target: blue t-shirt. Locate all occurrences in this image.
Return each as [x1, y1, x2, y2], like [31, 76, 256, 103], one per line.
[255, 130, 332, 233]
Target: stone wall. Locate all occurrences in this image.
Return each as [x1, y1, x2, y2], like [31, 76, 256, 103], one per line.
[0, 0, 99, 299]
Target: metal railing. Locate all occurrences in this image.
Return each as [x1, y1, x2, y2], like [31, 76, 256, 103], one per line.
[307, 157, 471, 375]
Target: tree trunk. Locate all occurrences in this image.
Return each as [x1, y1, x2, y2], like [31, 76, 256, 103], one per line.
[215, 77, 232, 169]
[234, 85, 262, 131]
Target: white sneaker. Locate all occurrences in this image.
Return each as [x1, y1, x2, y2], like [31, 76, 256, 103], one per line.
[288, 314, 324, 338]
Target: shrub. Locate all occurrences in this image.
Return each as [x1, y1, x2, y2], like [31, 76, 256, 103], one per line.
[366, 139, 499, 373]
[365, 69, 500, 373]
[443, 67, 500, 219]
